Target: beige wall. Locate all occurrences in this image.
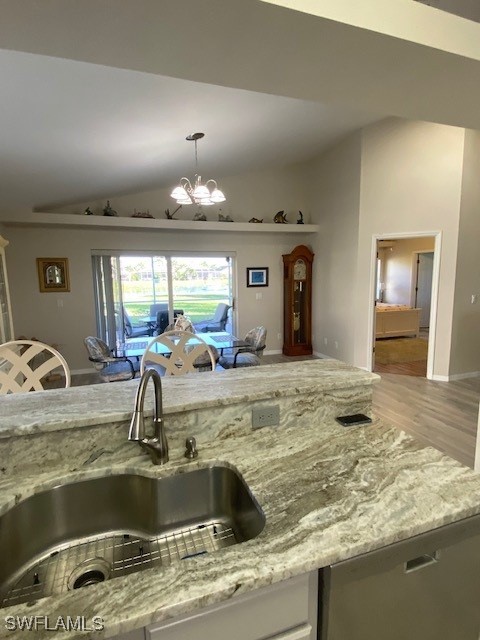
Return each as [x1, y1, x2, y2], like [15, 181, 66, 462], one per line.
[356, 118, 464, 377]
[450, 129, 480, 376]
[308, 131, 362, 362]
[382, 237, 435, 306]
[53, 164, 311, 225]
[4, 165, 311, 371]
[4, 119, 478, 380]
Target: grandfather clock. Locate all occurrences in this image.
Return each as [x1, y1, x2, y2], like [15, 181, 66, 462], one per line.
[282, 244, 314, 356]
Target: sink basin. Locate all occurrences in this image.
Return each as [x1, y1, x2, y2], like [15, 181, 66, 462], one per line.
[0, 465, 265, 608]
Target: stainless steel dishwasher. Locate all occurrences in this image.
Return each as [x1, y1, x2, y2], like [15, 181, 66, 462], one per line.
[319, 514, 480, 640]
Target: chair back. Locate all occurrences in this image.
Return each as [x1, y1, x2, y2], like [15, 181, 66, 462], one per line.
[141, 330, 217, 376]
[0, 340, 71, 394]
[122, 306, 134, 337]
[213, 303, 230, 324]
[84, 336, 113, 363]
[149, 303, 168, 317]
[244, 326, 267, 355]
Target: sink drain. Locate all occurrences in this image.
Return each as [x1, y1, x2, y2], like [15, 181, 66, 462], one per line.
[67, 558, 111, 591]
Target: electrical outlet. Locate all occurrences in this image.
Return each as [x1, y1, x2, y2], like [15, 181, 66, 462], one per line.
[324, 337, 328, 345]
[277, 333, 281, 340]
[334, 341, 339, 349]
[252, 405, 280, 429]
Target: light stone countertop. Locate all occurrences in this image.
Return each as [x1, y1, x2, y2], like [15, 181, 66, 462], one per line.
[1, 360, 480, 639]
[0, 360, 377, 438]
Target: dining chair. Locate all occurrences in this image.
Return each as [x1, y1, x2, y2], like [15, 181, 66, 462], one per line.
[84, 336, 140, 382]
[219, 326, 267, 369]
[0, 339, 71, 394]
[141, 330, 217, 376]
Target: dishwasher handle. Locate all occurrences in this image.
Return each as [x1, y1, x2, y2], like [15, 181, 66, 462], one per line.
[405, 550, 440, 573]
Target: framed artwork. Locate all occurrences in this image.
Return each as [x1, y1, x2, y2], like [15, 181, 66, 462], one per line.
[246, 267, 269, 287]
[37, 258, 70, 293]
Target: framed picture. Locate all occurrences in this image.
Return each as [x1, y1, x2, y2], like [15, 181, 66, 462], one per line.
[246, 267, 269, 287]
[37, 258, 70, 293]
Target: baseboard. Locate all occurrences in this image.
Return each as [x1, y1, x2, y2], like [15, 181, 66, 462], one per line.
[264, 349, 282, 356]
[313, 351, 333, 359]
[71, 368, 96, 376]
[447, 371, 480, 381]
[432, 371, 480, 382]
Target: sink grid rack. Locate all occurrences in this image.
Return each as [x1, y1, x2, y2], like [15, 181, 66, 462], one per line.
[2, 521, 236, 608]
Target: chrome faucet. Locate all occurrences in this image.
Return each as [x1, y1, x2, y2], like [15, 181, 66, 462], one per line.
[128, 368, 169, 465]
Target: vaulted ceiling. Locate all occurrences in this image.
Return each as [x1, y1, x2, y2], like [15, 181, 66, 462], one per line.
[1, 0, 480, 213]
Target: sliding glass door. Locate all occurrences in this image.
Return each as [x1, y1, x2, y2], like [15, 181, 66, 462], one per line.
[92, 251, 234, 348]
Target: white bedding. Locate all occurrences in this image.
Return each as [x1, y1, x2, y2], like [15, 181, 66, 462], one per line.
[375, 304, 421, 338]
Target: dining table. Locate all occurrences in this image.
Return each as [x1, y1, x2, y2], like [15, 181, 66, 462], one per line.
[118, 331, 248, 359]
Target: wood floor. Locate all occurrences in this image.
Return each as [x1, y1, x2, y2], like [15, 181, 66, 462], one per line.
[374, 359, 427, 376]
[373, 373, 480, 468]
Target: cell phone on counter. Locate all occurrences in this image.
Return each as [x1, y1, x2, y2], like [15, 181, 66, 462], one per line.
[335, 413, 372, 427]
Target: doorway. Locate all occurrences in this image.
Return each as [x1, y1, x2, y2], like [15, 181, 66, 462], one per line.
[372, 234, 439, 378]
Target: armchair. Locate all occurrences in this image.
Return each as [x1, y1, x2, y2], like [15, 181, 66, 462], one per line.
[122, 306, 152, 339]
[194, 303, 231, 333]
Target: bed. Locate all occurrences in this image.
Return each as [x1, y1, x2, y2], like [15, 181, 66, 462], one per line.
[375, 303, 421, 338]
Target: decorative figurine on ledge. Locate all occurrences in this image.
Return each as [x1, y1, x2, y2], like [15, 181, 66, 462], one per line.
[274, 211, 287, 224]
[131, 209, 154, 218]
[103, 200, 118, 216]
[164, 205, 182, 220]
[249, 217, 263, 223]
[218, 212, 233, 222]
[84, 207, 94, 216]
[297, 211, 304, 225]
[193, 211, 207, 221]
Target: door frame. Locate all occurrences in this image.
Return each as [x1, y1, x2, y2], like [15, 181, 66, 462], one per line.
[367, 230, 442, 380]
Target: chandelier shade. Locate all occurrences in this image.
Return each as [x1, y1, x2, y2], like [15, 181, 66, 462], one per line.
[170, 133, 226, 206]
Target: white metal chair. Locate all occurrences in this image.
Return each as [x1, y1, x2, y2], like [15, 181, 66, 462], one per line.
[0, 339, 71, 394]
[141, 330, 217, 376]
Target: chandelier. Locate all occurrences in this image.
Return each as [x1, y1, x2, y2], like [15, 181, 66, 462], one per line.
[170, 133, 226, 206]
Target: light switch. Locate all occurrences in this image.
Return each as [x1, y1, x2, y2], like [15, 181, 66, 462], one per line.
[256, 292, 262, 300]
[471, 294, 478, 304]
[57, 299, 64, 308]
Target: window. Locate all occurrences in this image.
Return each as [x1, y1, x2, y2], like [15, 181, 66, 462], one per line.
[92, 251, 234, 348]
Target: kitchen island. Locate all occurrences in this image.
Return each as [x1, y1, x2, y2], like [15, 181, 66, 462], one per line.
[1, 360, 480, 639]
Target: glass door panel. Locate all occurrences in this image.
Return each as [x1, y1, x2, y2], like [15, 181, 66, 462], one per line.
[171, 256, 233, 333]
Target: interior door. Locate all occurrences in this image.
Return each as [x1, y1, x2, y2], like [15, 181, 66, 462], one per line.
[415, 252, 434, 328]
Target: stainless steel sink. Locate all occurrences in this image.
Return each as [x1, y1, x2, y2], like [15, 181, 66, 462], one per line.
[0, 465, 265, 608]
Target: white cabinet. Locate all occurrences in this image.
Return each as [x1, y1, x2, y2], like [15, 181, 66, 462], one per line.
[144, 573, 317, 640]
[0, 235, 14, 343]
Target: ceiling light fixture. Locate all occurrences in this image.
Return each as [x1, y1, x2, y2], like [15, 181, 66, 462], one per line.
[170, 132, 226, 206]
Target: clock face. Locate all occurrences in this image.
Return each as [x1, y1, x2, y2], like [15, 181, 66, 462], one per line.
[293, 259, 306, 280]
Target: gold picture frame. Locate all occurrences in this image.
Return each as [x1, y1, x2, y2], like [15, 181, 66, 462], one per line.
[37, 257, 70, 293]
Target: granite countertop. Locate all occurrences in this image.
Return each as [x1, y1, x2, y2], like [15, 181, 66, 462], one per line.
[0, 360, 377, 438]
[1, 361, 480, 639]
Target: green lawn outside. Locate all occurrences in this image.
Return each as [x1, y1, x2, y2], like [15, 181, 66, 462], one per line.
[124, 295, 227, 324]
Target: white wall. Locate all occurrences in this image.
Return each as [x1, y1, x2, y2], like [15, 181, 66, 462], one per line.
[356, 118, 464, 377]
[383, 237, 435, 305]
[308, 131, 362, 362]
[449, 129, 480, 376]
[4, 164, 311, 371]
